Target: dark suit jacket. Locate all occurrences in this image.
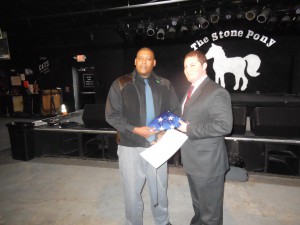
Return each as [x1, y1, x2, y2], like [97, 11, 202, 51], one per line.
[181, 77, 233, 178]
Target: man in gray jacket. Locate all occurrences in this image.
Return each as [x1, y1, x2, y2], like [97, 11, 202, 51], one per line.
[178, 50, 233, 225]
[106, 47, 180, 225]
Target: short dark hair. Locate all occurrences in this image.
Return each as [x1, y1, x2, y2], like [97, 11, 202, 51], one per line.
[184, 50, 207, 65]
[137, 47, 155, 59]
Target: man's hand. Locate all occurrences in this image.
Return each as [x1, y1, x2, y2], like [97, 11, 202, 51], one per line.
[177, 120, 188, 133]
[156, 131, 166, 142]
[133, 126, 157, 138]
[150, 130, 166, 145]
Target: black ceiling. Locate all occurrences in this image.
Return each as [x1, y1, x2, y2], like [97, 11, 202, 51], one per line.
[0, 0, 299, 51]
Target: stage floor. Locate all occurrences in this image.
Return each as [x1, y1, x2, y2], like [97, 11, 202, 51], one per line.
[0, 148, 300, 225]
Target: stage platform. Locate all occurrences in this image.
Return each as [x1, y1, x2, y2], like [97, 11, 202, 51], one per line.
[30, 110, 300, 176]
[0, 148, 300, 225]
[1, 115, 300, 225]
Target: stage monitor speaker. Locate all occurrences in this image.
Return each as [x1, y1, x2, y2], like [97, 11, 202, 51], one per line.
[238, 141, 265, 172]
[268, 156, 298, 176]
[250, 107, 300, 138]
[82, 104, 113, 129]
[231, 106, 247, 135]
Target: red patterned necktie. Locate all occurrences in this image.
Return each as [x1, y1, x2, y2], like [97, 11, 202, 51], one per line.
[184, 85, 194, 108]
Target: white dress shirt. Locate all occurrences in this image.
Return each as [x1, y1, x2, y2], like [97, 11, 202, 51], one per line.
[182, 75, 208, 112]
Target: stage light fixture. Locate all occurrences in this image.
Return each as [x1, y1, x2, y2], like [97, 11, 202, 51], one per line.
[224, 11, 232, 20]
[265, 16, 277, 30]
[245, 9, 258, 21]
[156, 28, 165, 40]
[294, 16, 300, 29]
[180, 25, 189, 33]
[146, 23, 155, 37]
[282, 15, 291, 23]
[166, 26, 176, 39]
[295, 5, 300, 15]
[170, 17, 179, 26]
[209, 13, 220, 23]
[191, 24, 199, 32]
[136, 22, 145, 35]
[236, 11, 244, 20]
[280, 15, 291, 29]
[257, 8, 271, 23]
[168, 26, 176, 33]
[196, 16, 209, 29]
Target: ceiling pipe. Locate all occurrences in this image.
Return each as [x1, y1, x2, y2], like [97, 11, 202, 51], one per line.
[103, 0, 192, 11]
[28, 0, 193, 20]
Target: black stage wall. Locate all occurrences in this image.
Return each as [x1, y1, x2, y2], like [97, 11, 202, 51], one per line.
[89, 32, 300, 100]
[1, 28, 300, 107]
[2, 26, 300, 174]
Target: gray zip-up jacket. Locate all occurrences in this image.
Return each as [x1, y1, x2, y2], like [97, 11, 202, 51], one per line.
[105, 70, 180, 147]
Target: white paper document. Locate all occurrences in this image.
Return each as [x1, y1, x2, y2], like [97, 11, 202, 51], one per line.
[140, 129, 188, 168]
[33, 120, 48, 127]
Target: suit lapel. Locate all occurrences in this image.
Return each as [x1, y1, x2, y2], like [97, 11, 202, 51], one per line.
[183, 77, 210, 114]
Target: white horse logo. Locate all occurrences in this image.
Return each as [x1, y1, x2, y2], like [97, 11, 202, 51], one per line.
[205, 43, 261, 91]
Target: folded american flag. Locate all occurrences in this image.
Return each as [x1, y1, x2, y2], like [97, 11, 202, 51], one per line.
[148, 111, 184, 131]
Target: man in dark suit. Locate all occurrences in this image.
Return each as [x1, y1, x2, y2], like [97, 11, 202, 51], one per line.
[178, 50, 233, 225]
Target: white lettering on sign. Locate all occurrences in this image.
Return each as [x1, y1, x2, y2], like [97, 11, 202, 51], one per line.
[244, 30, 276, 47]
[190, 29, 276, 50]
[39, 59, 50, 74]
[190, 36, 209, 50]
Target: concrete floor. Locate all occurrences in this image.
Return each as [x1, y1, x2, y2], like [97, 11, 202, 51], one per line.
[1, 117, 300, 225]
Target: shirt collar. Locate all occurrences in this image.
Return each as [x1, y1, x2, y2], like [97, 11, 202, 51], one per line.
[191, 74, 207, 94]
[134, 70, 155, 83]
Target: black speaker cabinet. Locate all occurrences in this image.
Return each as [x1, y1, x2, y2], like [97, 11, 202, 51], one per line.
[105, 134, 118, 160]
[231, 106, 247, 135]
[250, 107, 300, 138]
[82, 104, 113, 129]
[238, 141, 265, 172]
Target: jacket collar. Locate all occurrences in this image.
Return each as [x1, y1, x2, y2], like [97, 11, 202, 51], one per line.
[183, 76, 210, 112]
[132, 69, 161, 85]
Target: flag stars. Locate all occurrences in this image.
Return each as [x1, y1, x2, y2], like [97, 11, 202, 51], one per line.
[148, 111, 183, 131]
[168, 116, 174, 120]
